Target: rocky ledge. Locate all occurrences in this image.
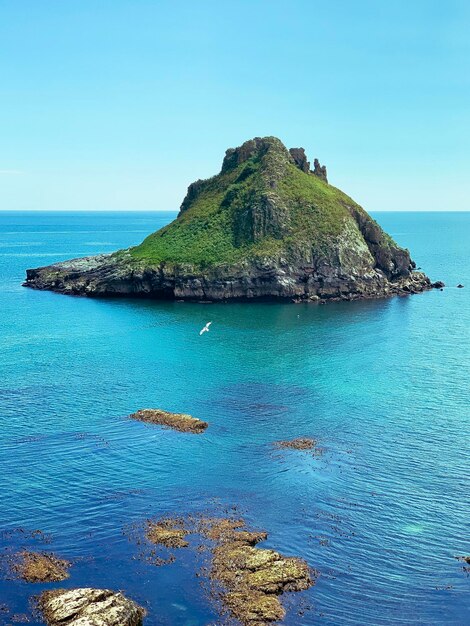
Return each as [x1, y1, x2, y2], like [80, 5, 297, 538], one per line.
[38, 588, 145, 626]
[24, 136, 438, 302]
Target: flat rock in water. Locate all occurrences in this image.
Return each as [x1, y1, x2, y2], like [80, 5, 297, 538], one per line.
[129, 408, 208, 433]
[38, 588, 145, 626]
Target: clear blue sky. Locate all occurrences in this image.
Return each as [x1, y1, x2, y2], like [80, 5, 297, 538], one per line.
[1, 0, 468, 211]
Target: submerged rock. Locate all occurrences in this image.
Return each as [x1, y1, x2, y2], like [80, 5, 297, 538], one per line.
[24, 136, 436, 303]
[457, 284, 464, 288]
[431, 280, 445, 289]
[456, 555, 470, 564]
[12, 551, 70, 583]
[38, 588, 145, 626]
[225, 590, 286, 623]
[274, 437, 317, 450]
[145, 518, 189, 548]
[129, 408, 208, 433]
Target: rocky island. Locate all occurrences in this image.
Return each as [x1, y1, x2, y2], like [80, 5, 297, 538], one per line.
[24, 137, 436, 302]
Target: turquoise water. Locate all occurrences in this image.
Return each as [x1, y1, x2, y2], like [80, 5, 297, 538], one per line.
[0, 211, 469, 625]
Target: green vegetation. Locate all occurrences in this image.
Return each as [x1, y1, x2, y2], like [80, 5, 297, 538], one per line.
[129, 137, 394, 269]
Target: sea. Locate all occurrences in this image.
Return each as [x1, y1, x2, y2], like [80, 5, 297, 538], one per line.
[0, 211, 468, 625]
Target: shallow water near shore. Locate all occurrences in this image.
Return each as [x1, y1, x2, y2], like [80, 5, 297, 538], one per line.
[0, 210, 469, 624]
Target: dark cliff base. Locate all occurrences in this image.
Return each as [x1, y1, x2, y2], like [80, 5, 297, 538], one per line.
[23, 252, 435, 303]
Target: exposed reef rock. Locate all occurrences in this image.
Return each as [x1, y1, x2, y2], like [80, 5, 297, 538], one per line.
[274, 437, 317, 451]
[138, 514, 314, 625]
[11, 551, 70, 583]
[24, 136, 436, 302]
[129, 408, 208, 433]
[456, 555, 470, 564]
[38, 588, 145, 626]
[202, 517, 314, 624]
[146, 518, 189, 548]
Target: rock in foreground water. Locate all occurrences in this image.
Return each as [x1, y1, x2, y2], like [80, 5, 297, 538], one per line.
[456, 555, 470, 564]
[129, 408, 208, 433]
[38, 588, 145, 626]
[12, 551, 70, 583]
[146, 518, 189, 548]
[137, 513, 314, 624]
[207, 518, 314, 624]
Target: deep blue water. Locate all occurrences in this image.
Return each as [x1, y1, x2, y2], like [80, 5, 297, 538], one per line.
[0, 211, 469, 625]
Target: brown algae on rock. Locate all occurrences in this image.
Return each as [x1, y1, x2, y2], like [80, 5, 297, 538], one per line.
[134, 513, 315, 624]
[129, 408, 208, 433]
[274, 437, 317, 450]
[38, 587, 145, 626]
[207, 521, 313, 623]
[12, 551, 70, 583]
[145, 518, 189, 548]
[225, 589, 286, 623]
[198, 516, 314, 624]
[456, 555, 470, 564]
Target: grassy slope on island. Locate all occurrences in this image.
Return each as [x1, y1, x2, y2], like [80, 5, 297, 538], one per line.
[129, 158, 371, 268]
[127, 135, 403, 274]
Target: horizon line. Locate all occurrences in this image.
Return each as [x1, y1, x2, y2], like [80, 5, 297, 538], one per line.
[0, 209, 469, 214]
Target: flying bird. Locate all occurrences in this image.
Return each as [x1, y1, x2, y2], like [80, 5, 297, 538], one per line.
[199, 322, 212, 336]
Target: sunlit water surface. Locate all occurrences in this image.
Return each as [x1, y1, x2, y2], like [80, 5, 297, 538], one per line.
[0, 211, 469, 624]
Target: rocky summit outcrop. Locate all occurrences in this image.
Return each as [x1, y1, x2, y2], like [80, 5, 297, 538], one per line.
[38, 588, 145, 626]
[24, 136, 436, 302]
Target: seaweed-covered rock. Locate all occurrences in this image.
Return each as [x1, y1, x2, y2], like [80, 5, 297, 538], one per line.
[12, 551, 70, 583]
[274, 437, 317, 450]
[24, 136, 436, 303]
[145, 518, 189, 548]
[456, 555, 470, 564]
[129, 408, 208, 433]
[134, 513, 315, 625]
[244, 556, 312, 593]
[204, 518, 315, 625]
[224, 590, 285, 623]
[38, 588, 145, 626]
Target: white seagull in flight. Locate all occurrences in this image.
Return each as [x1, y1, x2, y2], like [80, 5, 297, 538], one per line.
[199, 321, 212, 336]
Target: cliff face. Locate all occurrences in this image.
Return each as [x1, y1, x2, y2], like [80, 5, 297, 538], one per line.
[24, 136, 433, 302]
